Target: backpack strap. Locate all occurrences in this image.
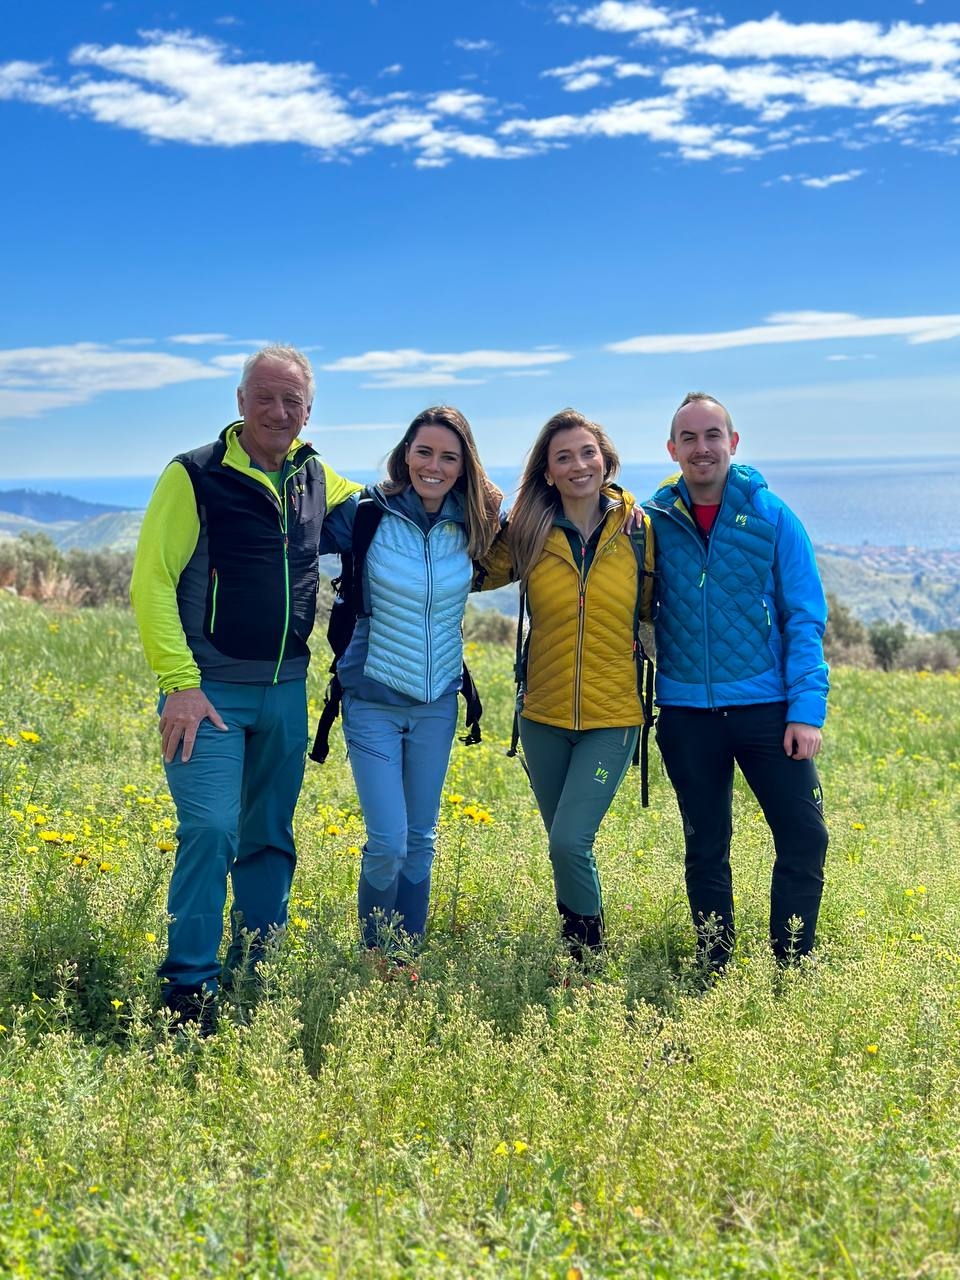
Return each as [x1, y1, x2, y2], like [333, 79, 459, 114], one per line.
[309, 490, 383, 764]
[505, 583, 530, 776]
[627, 520, 657, 808]
[459, 661, 483, 745]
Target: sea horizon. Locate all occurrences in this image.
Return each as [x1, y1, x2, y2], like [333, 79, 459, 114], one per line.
[2, 454, 959, 552]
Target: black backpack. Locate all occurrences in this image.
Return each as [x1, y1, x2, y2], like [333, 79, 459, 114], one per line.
[309, 491, 483, 763]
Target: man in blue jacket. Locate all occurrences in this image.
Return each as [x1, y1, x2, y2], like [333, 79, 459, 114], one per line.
[644, 392, 829, 969]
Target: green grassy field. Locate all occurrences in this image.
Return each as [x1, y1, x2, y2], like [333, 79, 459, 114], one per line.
[1, 591, 959, 1279]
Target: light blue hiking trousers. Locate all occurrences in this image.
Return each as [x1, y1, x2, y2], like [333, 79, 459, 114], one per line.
[343, 690, 458, 945]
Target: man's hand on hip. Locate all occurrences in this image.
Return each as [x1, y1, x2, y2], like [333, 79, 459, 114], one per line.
[783, 722, 822, 760]
[160, 688, 228, 763]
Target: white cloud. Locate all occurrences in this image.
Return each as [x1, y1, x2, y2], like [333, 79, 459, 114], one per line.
[776, 169, 864, 188]
[310, 422, 400, 434]
[168, 332, 231, 344]
[501, 96, 757, 159]
[615, 62, 656, 79]
[607, 310, 960, 354]
[800, 169, 864, 188]
[426, 90, 493, 120]
[0, 342, 229, 418]
[2, 15, 960, 173]
[700, 17, 960, 66]
[322, 346, 572, 389]
[380, 63, 403, 77]
[574, 2, 692, 41]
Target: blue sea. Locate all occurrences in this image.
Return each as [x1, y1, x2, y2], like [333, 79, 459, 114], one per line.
[3, 455, 959, 551]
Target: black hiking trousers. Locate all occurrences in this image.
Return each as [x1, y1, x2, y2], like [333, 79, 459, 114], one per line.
[655, 702, 828, 966]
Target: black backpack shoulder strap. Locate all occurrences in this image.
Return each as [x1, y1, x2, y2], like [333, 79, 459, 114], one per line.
[347, 490, 384, 616]
[309, 489, 383, 764]
[506, 583, 529, 771]
[627, 522, 656, 808]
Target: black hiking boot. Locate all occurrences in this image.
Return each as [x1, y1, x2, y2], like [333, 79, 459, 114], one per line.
[557, 900, 604, 964]
[163, 985, 218, 1038]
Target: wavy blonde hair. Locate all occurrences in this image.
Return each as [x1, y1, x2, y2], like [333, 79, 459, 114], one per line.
[382, 406, 502, 559]
[508, 409, 620, 581]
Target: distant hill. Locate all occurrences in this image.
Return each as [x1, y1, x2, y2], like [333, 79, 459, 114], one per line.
[54, 511, 144, 553]
[0, 488, 128, 523]
[0, 489, 144, 552]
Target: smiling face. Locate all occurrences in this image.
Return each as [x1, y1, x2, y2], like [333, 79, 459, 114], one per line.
[544, 425, 605, 505]
[404, 424, 464, 513]
[236, 357, 312, 471]
[668, 398, 739, 505]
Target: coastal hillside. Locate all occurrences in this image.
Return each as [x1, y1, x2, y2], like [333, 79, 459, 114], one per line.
[818, 545, 960, 632]
[3, 488, 960, 632]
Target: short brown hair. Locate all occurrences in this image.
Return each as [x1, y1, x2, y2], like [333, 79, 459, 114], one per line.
[670, 391, 735, 440]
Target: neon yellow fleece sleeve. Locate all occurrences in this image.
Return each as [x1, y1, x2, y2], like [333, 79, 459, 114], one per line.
[129, 462, 203, 693]
[322, 461, 363, 509]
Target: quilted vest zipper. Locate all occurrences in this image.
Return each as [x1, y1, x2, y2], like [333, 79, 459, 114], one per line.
[271, 457, 312, 685]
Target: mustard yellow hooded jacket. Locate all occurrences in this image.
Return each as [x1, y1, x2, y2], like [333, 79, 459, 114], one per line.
[483, 488, 654, 730]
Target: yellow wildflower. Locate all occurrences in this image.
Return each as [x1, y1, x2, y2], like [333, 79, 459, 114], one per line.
[19, 730, 40, 743]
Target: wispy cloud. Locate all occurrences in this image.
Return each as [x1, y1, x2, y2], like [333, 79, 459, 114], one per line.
[168, 332, 231, 344]
[322, 346, 572, 389]
[454, 38, 496, 53]
[607, 310, 960, 354]
[0, 342, 228, 418]
[310, 421, 401, 434]
[776, 169, 864, 188]
[542, 55, 621, 92]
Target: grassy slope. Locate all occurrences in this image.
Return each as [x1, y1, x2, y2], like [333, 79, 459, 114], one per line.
[1, 593, 959, 1278]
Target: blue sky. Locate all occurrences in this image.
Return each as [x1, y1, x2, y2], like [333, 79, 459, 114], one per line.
[2, 0, 959, 481]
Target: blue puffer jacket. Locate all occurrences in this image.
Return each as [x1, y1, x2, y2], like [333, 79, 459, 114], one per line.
[333, 485, 472, 705]
[643, 464, 829, 726]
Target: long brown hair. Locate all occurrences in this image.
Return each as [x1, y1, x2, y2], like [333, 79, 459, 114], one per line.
[382, 406, 502, 559]
[508, 409, 620, 581]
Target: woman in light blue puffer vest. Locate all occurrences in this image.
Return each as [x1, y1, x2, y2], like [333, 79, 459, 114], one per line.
[322, 407, 502, 954]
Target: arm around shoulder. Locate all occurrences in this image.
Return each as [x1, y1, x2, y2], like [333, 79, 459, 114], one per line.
[473, 518, 516, 591]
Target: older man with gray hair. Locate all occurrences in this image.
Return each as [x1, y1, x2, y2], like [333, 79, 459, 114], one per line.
[132, 344, 359, 1032]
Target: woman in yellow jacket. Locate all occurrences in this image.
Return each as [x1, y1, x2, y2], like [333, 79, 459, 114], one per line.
[483, 409, 654, 960]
